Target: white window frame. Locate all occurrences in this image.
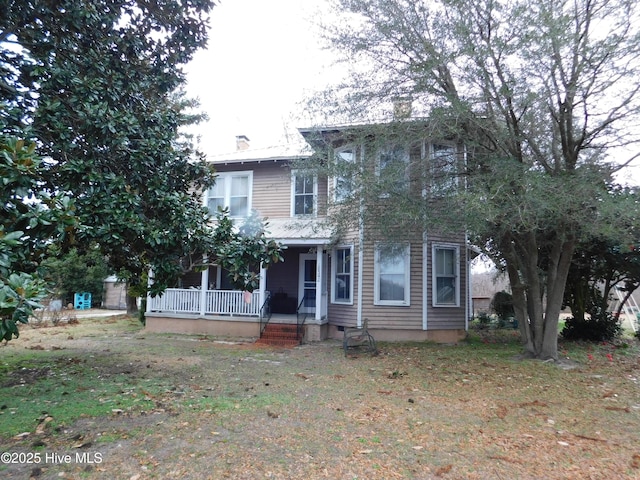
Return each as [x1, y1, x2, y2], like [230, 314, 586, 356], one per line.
[333, 146, 357, 203]
[374, 243, 410, 306]
[331, 245, 354, 305]
[376, 143, 410, 196]
[432, 244, 460, 307]
[291, 170, 317, 217]
[206, 171, 253, 218]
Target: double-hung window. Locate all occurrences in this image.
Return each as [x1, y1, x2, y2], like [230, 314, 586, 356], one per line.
[291, 171, 317, 216]
[334, 147, 356, 203]
[374, 243, 410, 306]
[206, 172, 252, 218]
[378, 144, 409, 195]
[430, 143, 457, 195]
[432, 245, 459, 306]
[331, 246, 353, 304]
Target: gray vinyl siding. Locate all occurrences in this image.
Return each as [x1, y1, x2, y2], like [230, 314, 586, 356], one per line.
[425, 232, 467, 330]
[328, 303, 358, 327]
[251, 162, 291, 217]
[211, 157, 467, 333]
[327, 234, 359, 327]
[326, 233, 467, 331]
[359, 240, 424, 330]
[213, 161, 327, 219]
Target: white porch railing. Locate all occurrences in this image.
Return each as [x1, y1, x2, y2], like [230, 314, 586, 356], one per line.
[148, 289, 260, 316]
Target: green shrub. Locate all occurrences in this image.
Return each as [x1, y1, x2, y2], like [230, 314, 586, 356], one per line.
[561, 309, 622, 342]
[473, 312, 492, 330]
[491, 291, 514, 321]
[41, 248, 109, 307]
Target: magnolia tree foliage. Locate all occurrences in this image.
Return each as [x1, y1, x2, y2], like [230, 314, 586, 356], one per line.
[207, 209, 284, 293]
[0, 138, 75, 341]
[307, 0, 640, 359]
[1, 0, 223, 313]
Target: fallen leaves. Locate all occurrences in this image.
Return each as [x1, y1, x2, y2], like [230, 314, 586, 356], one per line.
[495, 405, 508, 420]
[34, 415, 53, 435]
[488, 455, 524, 465]
[604, 406, 631, 413]
[518, 400, 549, 408]
[434, 464, 453, 476]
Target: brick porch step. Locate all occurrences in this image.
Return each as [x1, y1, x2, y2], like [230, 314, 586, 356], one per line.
[256, 324, 301, 348]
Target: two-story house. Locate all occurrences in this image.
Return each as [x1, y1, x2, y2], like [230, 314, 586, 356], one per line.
[145, 124, 470, 344]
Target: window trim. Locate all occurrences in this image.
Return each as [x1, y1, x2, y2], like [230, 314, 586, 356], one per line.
[428, 142, 458, 196]
[432, 244, 460, 307]
[374, 242, 411, 306]
[333, 145, 357, 203]
[331, 245, 354, 305]
[376, 143, 410, 196]
[291, 170, 318, 217]
[205, 171, 253, 218]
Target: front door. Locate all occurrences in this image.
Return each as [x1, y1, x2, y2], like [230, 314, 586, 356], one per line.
[298, 254, 317, 314]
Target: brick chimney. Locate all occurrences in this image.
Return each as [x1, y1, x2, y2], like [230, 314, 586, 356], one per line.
[236, 135, 250, 151]
[393, 98, 412, 120]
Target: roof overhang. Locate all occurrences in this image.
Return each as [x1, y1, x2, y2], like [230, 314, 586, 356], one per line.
[206, 144, 313, 165]
[263, 217, 333, 245]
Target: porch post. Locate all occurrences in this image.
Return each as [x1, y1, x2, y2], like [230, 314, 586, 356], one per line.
[259, 264, 267, 312]
[199, 256, 209, 316]
[315, 246, 323, 322]
[146, 268, 154, 312]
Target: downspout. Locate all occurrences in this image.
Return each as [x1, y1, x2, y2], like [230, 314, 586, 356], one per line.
[466, 235, 470, 331]
[356, 145, 365, 328]
[357, 228, 364, 328]
[464, 145, 470, 331]
[422, 233, 428, 330]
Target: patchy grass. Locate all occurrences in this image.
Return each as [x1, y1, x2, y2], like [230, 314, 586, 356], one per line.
[0, 315, 639, 479]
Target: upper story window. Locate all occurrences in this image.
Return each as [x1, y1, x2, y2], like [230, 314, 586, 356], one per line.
[291, 171, 317, 216]
[374, 243, 410, 306]
[334, 146, 356, 203]
[206, 171, 252, 218]
[331, 246, 353, 304]
[429, 143, 458, 195]
[377, 144, 409, 195]
[432, 244, 460, 307]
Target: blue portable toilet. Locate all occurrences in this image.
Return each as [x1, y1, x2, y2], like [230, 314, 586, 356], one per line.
[74, 292, 92, 310]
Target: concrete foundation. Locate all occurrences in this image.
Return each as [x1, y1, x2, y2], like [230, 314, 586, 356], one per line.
[145, 314, 260, 339]
[147, 314, 466, 345]
[327, 324, 466, 344]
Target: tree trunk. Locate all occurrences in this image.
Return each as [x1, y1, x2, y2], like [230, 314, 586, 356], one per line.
[508, 263, 534, 354]
[539, 236, 575, 360]
[502, 235, 535, 355]
[126, 294, 138, 315]
[522, 234, 544, 356]
[503, 231, 576, 360]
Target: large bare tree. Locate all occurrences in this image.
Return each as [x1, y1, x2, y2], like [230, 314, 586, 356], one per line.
[309, 0, 640, 359]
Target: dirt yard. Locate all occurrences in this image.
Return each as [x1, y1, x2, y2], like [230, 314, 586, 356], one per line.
[1, 315, 639, 479]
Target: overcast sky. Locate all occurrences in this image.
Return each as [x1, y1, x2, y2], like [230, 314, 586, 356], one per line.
[184, 0, 639, 185]
[185, 0, 333, 155]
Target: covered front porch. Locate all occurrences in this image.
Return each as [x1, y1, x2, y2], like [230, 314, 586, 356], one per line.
[145, 223, 332, 342]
